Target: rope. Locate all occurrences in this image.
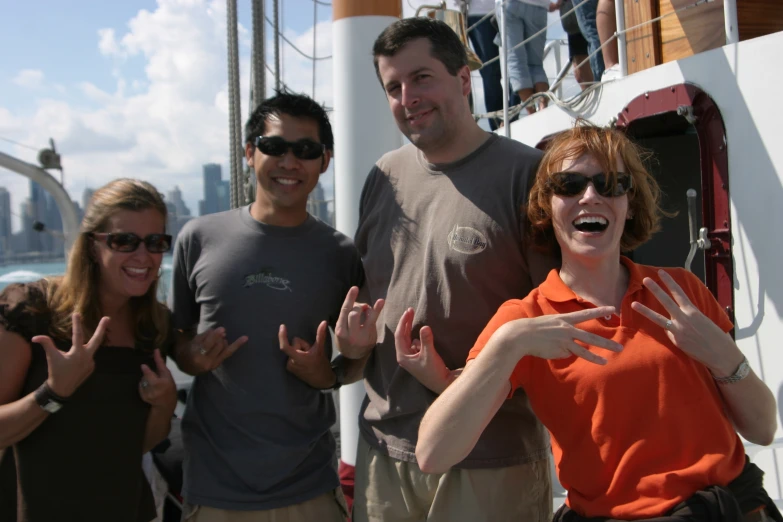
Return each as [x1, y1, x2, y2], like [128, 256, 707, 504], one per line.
[313, 0, 330, 5]
[0, 136, 39, 152]
[251, 0, 266, 108]
[466, 10, 494, 33]
[273, 0, 281, 91]
[265, 15, 333, 61]
[226, 0, 244, 208]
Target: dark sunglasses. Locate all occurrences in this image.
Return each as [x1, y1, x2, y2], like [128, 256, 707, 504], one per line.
[90, 233, 172, 254]
[254, 135, 325, 160]
[547, 172, 633, 198]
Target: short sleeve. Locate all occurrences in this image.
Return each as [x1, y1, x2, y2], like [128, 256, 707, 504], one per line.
[0, 281, 50, 343]
[168, 228, 200, 331]
[466, 299, 534, 396]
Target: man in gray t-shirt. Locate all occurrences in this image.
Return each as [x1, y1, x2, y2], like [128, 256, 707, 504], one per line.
[345, 18, 559, 522]
[169, 92, 382, 521]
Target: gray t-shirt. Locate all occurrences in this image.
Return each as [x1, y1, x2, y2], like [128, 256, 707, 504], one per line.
[355, 134, 557, 468]
[169, 207, 364, 510]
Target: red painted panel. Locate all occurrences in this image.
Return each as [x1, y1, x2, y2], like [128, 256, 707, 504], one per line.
[616, 84, 734, 326]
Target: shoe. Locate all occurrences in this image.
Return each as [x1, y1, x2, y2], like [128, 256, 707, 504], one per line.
[601, 63, 622, 82]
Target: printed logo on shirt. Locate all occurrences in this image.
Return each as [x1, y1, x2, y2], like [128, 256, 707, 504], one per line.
[243, 268, 293, 291]
[447, 225, 488, 254]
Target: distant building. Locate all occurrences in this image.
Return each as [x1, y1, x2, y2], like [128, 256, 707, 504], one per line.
[199, 164, 226, 216]
[0, 188, 12, 256]
[82, 188, 95, 214]
[308, 182, 332, 226]
[166, 186, 193, 246]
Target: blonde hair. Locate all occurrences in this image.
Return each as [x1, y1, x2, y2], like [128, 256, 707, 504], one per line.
[46, 179, 169, 349]
[527, 122, 667, 252]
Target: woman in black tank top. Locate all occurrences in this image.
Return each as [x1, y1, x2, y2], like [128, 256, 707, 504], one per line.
[0, 178, 177, 522]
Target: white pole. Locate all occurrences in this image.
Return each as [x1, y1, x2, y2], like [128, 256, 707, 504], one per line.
[496, 0, 510, 137]
[724, 0, 739, 45]
[333, 2, 401, 467]
[0, 151, 80, 256]
[615, 0, 627, 77]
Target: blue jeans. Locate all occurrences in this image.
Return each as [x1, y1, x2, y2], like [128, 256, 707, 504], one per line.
[574, 0, 605, 80]
[494, 1, 548, 92]
[467, 15, 520, 130]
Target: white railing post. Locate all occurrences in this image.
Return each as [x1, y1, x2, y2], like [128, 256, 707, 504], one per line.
[615, 0, 627, 77]
[496, 0, 510, 136]
[724, 0, 739, 45]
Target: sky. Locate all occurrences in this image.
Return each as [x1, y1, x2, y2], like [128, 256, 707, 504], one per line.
[0, 0, 572, 232]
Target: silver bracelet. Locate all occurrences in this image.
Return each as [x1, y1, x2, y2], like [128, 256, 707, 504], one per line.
[712, 356, 751, 385]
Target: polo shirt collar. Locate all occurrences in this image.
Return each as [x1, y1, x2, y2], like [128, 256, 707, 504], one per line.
[539, 255, 644, 303]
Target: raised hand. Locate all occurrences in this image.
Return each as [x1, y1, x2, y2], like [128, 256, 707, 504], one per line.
[279, 322, 336, 389]
[498, 306, 623, 365]
[394, 308, 456, 394]
[139, 349, 177, 411]
[32, 313, 110, 398]
[631, 270, 741, 375]
[187, 328, 249, 373]
[334, 286, 384, 359]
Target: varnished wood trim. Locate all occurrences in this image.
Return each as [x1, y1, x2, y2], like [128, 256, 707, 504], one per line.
[334, 0, 401, 21]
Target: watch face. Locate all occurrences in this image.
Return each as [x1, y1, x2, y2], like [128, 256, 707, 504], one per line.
[41, 400, 62, 413]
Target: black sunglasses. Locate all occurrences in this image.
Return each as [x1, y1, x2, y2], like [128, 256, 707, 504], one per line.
[547, 172, 633, 198]
[90, 233, 172, 254]
[254, 135, 325, 160]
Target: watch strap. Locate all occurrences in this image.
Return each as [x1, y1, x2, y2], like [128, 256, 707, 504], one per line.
[713, 356, 751, 385]
[34, 382, 67, 413]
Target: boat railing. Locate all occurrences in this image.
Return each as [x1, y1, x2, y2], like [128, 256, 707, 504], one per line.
[463, 0, 729, 132]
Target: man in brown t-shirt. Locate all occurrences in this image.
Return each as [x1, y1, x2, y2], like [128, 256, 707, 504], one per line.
[342, 17, 559, 522]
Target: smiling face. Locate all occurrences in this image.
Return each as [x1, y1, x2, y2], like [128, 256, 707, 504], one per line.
[94, 208, 165, 301]
[376, 38, 471, 156]
[246, 112, 331, 224]
[551, 153, 630, 264]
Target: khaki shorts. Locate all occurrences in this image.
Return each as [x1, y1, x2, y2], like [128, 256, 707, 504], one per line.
[353, 436, 552, 522]
[181, 488, 349, 522]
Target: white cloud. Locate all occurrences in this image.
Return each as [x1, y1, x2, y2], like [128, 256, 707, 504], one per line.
[12, 69, 45, 90]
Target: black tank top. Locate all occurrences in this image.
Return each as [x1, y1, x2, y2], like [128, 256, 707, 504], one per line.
[0, 281, 168, 522]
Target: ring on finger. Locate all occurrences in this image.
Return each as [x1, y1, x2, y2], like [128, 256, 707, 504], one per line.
[199, 347, 208, 356]
[141, 380, 150, 389]
[664, 319, 673, 330]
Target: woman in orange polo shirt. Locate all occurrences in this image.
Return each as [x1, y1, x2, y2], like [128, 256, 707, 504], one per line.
[414, 124, 780, 521]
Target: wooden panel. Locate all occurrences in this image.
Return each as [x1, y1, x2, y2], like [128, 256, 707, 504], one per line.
[333, 0, 401, 21]
[737, 0, 783, 41]
[624, 0, 661, 74]
[658, 0, 724, 64]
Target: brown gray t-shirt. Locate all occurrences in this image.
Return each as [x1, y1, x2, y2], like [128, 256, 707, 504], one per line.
[355, 134, 557, 468]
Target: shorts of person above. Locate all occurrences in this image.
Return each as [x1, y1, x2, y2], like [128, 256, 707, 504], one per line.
[352, 435, 552, 522]
[468, 257, 750, 519]
[0, 281, 168, 522]
[494, 0, 548, 91]
[567, 31, 589, 61]
[181, 489, 349, 522]
[355, 134, 556, 470]
[168, 207, 364, 511]
[574, 0, 605, 79]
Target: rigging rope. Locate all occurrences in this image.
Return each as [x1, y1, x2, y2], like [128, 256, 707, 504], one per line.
[226, 0, 244, 208]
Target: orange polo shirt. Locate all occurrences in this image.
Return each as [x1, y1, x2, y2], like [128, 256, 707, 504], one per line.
[467, 257, 744, 519]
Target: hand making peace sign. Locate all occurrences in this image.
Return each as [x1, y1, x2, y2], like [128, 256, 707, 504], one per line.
[32, 313, 110, 398]
[631, 270, 742, 375]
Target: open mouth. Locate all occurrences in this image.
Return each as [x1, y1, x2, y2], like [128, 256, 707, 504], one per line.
[123, 267, 150, 280]
[573, 216, 609, 233]
[272, 177, 302, 186]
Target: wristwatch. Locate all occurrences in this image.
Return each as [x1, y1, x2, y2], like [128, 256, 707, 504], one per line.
[327, 356, 346, 391]
[713, 356, 751, 385]
[34, 382, 68, 413]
